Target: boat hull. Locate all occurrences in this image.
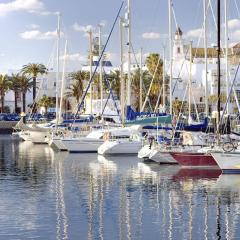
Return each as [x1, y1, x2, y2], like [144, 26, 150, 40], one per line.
[62, 138, 104, 153]
[138, 145, 152, 159]
[98, 140, 142, 155]
[211, 152, 240, 173]
[170, 152, 217, 166]
[149, 149, 177, 164]
[28, 131, 49, 144]
[49, 138, 68, 151]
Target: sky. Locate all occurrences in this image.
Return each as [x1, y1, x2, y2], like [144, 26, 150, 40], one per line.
[0, 0, 239, 73]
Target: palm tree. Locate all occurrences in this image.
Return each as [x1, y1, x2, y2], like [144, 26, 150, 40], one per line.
[0, 74, 11, 113]
[172, 99, 183, 115]
[18, 74, 33, 113]
[38, 95, 53, 114]
[132, 69, 151, 111]
[21, 63, 47, 104]
[107, 70, 121, 98]
[68, 71, 88, 102]
[9, 74, 21, 113]
[145, 53, 163, 107]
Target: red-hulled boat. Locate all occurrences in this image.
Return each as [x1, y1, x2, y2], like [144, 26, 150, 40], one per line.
[170, 152, 217, 166]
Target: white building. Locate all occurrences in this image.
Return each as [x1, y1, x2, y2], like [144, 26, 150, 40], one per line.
[169, 27, 240, 113]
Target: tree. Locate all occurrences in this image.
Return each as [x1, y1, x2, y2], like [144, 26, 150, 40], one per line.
[38, 95, 53, 114]
[107, 70, 121, 98]
[172, 99, 183, 115]
[68, 71, 88, 103]
[18, 74, 33, 113]
[9, 74, 21, 113]
[131, 69, 151, 111]
[208, 94, 227, 104]
[145, 53, 163, 107]
[21, 63, 47, 104]
[0, 74, 11, 113]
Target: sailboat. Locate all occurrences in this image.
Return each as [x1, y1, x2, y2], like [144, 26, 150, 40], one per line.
[170, 0, 224, 167]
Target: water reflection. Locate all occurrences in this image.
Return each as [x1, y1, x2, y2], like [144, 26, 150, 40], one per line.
[0, 136, 240, 239]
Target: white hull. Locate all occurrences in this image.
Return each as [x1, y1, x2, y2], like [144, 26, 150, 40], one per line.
[149, 149, 177, 164]
[28, 131, 49, 144]
[62, 138, 104, 153]
[138, 145, 152, 159]
[211, 152, 240, 173]
[98, 140, 142, 155]
[18, 131, 31, 141]
[49, 138, 68, 151]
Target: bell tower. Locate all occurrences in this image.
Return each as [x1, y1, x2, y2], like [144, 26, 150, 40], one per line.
[173, 27, 184, 61]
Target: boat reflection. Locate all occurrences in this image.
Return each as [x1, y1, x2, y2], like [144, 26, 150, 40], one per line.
[173, 167, 222, 180]
[3, 138, 240, 240]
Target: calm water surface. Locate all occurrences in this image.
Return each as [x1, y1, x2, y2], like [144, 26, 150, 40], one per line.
[0, 135, 240, 239]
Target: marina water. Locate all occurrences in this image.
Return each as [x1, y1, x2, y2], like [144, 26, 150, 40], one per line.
[0, 135, 240, 239]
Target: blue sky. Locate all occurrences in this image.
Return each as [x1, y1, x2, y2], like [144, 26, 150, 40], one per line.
[0, 0, 239, 73]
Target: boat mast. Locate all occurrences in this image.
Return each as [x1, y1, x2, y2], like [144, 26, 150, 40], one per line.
[119, 17, 125, 122]
[56, 12, 61, 126]
[203, 0, 209, 116]
[127, 0, 131, 107]
[188, 41, 193, 123]
[217, 0, 221, 138]
[168, 0, 173, 115]
[88, 30, 93, 115]
[99, 25, 103, 115]
[59, 39, 67, 121]
[139, 47, 143, 110]
[163, 46, 166, 112]
[224, 0, 229, 115]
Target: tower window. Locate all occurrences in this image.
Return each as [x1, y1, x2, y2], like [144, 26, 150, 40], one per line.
[177, 47, 181, 54]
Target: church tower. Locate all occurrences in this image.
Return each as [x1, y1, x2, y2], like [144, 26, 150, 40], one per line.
[173, 27, 185, 61]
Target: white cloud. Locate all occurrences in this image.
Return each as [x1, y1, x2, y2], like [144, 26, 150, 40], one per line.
[60, 53, 87, 62]
[20, 30, 63, 40]
[231, 30, 240, 42]
[0, 0, 44, 16]
[72, 23, 94, 32]
[228, 19, 240, 30]
[186, 28, 203, 38]
[142, 32, 160, 39]
[26, 23, 39, 29]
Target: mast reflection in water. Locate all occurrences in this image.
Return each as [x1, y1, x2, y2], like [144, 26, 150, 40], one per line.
[0, 136, 240, 239]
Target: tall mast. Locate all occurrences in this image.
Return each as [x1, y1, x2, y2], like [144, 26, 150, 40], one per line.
[162, 46, 166, 111]
[99, 25, 103, 114]
[217, 0, 221, 136]
[204, 0, 209, 116]
[139, 48, 143, 110]
[59, 39, 67, 121]
[224, 0, 229, 115]
[168, 0, 173, 115]
[55, 12, 61, 125]
[119, 18, 125, 122]
[88, 30, 93, 115]
[127, 0, 131, 106]
[188, 41, 193, 123]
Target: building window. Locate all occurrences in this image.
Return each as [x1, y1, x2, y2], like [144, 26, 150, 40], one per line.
[177, 47, 181, 54]
[200, 97, 203, 102]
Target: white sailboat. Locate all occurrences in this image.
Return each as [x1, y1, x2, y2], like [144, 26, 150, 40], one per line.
[62, 127, 132, 153]
[211, 150, 240, 173]
[97, 127, 142, 155]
